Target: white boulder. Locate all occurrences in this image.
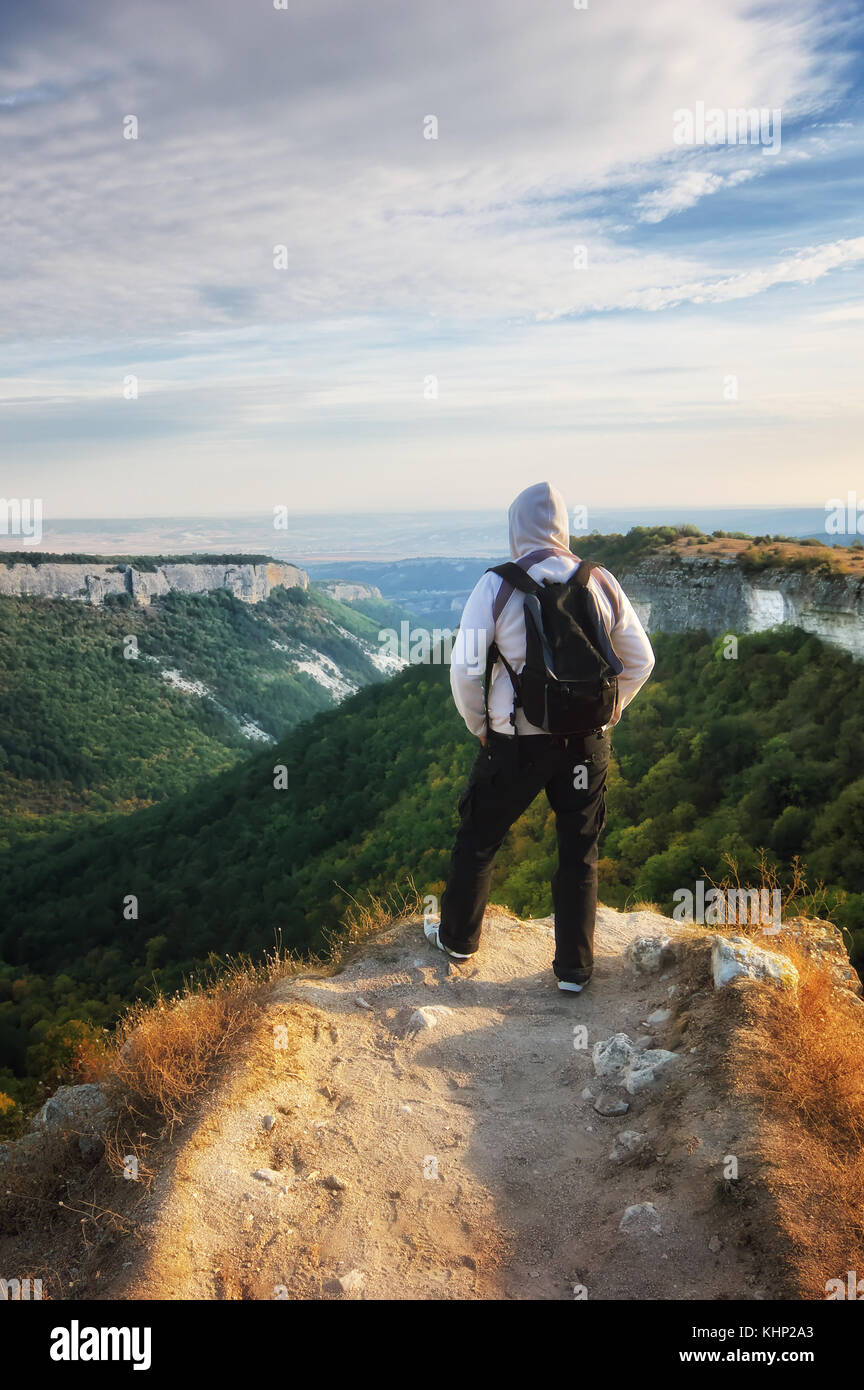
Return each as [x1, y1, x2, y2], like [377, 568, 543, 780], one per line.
[711, 935, 798, 992]
[592, 1033, 637, 1080]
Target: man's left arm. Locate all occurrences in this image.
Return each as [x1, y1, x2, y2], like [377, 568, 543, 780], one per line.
[606, 586, 655, 724]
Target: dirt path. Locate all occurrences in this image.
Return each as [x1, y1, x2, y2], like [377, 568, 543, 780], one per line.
[117, 907, 768, 1300]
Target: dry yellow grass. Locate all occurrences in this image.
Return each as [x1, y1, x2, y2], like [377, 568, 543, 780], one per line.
[100, 882, 423, 1177]
[721, 927, 864, 1297]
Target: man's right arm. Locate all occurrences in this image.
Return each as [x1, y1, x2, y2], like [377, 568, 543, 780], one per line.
[450, 573, 497, 739]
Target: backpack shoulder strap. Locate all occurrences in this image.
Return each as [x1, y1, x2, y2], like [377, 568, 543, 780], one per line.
[487, 562, 543, 594]
[482, 546, 561, 732]
[570, 558, 597, 588]
[487, 561, 544, 624]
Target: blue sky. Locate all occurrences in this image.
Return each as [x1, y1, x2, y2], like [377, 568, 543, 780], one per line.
[1, 0, 862, 517]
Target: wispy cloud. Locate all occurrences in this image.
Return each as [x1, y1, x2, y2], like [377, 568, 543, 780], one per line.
[616, 237, 864, 313]
[0, 0, 861, 511]
[635, 167, 760, 223]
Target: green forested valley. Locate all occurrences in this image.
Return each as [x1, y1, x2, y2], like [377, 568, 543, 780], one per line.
[0, 583, 397, 841]
[2, 620, 864, 1129]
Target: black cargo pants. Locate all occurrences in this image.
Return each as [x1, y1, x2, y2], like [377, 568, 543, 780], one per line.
[439, 728, 610, 985]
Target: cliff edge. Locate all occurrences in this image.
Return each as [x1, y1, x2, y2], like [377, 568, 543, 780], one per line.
[4, 905, 861, 1301]
[0, 559, 308, 606]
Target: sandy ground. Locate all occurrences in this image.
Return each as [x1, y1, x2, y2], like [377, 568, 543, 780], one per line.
[104, 906, 771, 1301]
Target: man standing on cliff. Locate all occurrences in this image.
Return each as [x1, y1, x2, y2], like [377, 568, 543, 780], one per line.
[427, 481, 655, 992]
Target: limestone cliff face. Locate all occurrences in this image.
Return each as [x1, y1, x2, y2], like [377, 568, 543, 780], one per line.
[618, 552, 864, 660]
[0, 560, 308, 606]
[315, 580, 383, 603]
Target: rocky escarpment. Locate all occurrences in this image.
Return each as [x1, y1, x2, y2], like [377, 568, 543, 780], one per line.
[619, 551, 864, 660]
[0, 560, 308, 607]
[315, 580, 383, 603]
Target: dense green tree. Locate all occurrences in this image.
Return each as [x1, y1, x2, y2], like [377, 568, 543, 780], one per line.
[2, 620, 864, 1109]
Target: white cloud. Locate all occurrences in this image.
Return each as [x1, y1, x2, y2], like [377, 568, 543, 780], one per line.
[0, 0, 850, 337]
[0, 0, 860, 511]
[616, 237, 864, 313]
[635, 166, 759, 222]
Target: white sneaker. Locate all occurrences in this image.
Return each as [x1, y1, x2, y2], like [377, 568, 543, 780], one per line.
[557, 980, 584, 993]
[424, 921, 474, 960]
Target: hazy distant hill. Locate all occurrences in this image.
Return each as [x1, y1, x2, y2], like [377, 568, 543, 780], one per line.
[307, 528, 864, 656]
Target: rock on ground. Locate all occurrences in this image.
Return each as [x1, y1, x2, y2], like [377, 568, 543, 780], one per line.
[624, 936, 676, 975]
[620, 1202, 662, 1235]
[711, 935, 798, 992]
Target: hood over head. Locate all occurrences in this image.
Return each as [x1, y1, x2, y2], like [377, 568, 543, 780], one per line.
[508, 481, 572, 560]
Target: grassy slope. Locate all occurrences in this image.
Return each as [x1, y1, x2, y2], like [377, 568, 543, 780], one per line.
[0, 585, 389, 838]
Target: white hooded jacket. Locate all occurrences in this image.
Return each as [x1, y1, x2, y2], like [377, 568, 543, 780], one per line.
[450, 481, 656, 737]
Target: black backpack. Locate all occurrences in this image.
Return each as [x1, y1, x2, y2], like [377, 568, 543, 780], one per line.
[484, 559, 623, 735]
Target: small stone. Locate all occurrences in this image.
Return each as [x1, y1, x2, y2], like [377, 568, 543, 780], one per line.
[593, 1092, 630, 1117]
[624, 1048, 678, 1095]
[645, 1007, 672, 1025]
[410, 1007, 438, 1030]
[355, 996, 372, 1010]
[338, 1269, 365, 1296]
[323, 1174, 348, 1191]
[408, 1005, 453, 1032]
[592, 1033, 636, 1080]
[581, 1087, 594, 1101]
[262, 1115, 276, 1132]
[251, 1168, 283, 1186]
[619, 1201, 662, 1235]
[609, 1131, 647, 1164]
[624, 936, 675, 975]
[708, 1234, 723, 1253]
